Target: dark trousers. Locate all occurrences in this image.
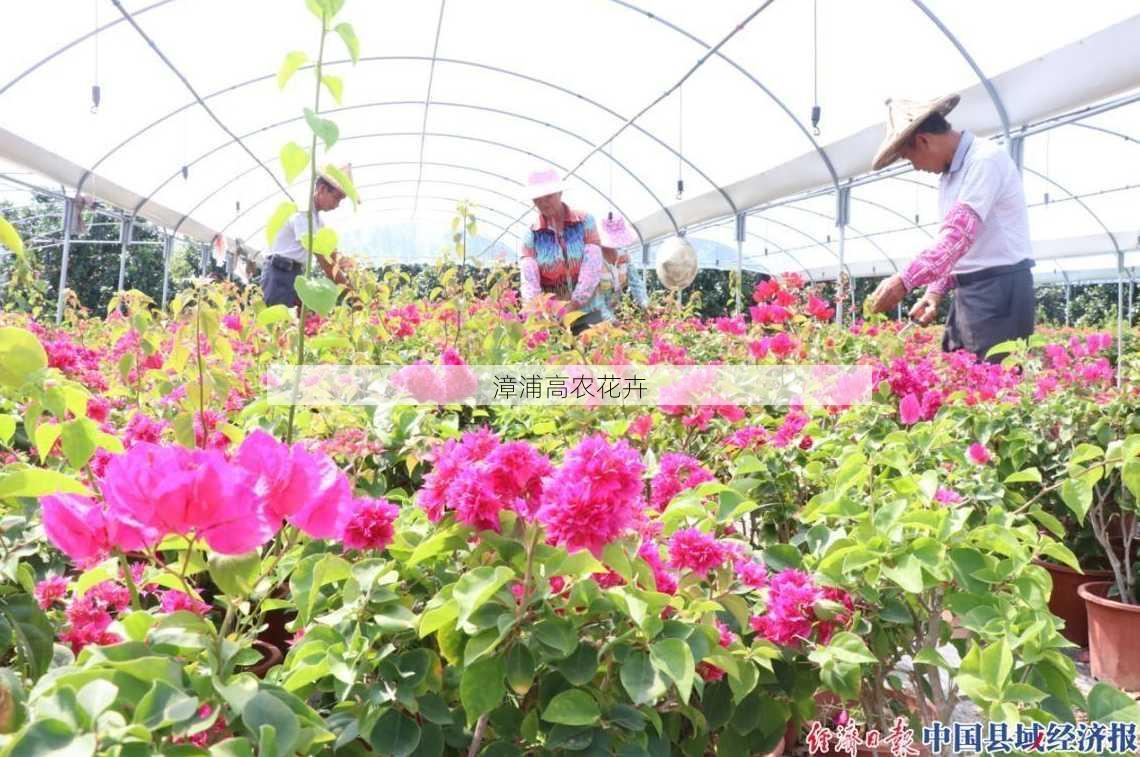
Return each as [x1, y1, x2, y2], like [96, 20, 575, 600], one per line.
[942, 258, 1035, 362]
[261, 256, 302, 307]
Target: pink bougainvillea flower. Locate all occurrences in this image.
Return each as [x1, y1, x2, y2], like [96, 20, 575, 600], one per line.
[235, 429, 322, 521]
[716, 620, 737, 648]
[286, 454, 353, 540]
[417, 428, 500, 522]
[101, 443, 275, 554]
[967, 442, 992, 465]
[749, 569, 852, 647]
[934, 487, 963, 506]
[483, 441, 554, 520]
[667, 528, 728, 577]
[807, 296, 835, 321]
[735, 559, 769, 590]
[637, 541, 678, 595]
[628, 414, 653, 440]
[42, 493, 151, 565]
[899, 393, 921, 425]
[537, 434, 645, 557]
[160, 589, 212, 616]
[650, 453, 715, 511]
[339, 497, 400, 551]
[35, 576, 69, 609]
[222, 314, 243, 332]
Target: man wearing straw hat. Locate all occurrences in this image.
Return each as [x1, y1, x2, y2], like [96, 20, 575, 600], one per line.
[518, 167, 606, 335]
[866, 94, 1035, 361]
[261, 165, 357, 308]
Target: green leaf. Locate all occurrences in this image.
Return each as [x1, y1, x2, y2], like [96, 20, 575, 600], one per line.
[0, 468, 90, 499]
[301, 227, 338, 257]
[256, 304, 292, 329]
[60, 418, 98, 469]
[34, 423, 61, 463]
[289, 554, 351, 625]
[0, 328, 47, 388]
[459, 656, 505, 724]
[822, 632, 879, 665]
[303, 108, 339, 150]
[1039, 542, 1081, 572]
[279, 143, 309, 184]
[0, 594, 57, 678]
[556, 643, 598, 686]
[979, 639, 1013, 690]
[134, 679, 199, 729]
[207, 551, 261, 598]
[1122, 458, 1140, 502]
[265, 201, 298, 247]
[532, 617, 577, 660]
[650, 637, 695, 704]
[305, 0, 345, 22]
[0, 415, 16, 446]
[985, 339, 1021, 359]
[542, 690, 600, 726]
[210, 738, 256, 757]
[277, 51, 308, 89]
[505, 643, 536, 695]
[453, 566, 514, 627]
[322, 164, 360, 208]
[883, 554, 925, 593]
[0, 216, 24, 256]
[77, 680, 117, 721]
[321, 75, 344, 105]
[293, 275, 341, 317]
[334, 22, 360, 63]
[914, 647, 952, 669]
[370, 709, 421, 757]
[408, 525, 467, 567]
[1086, 683, 1140, 724]
[242, 692, 299, 757]
[1003, 468, 1042, 484]
[2, 719, 93, 756]
[1028, 506, 1066, 539]
[1060, 478, 1093, 523]
[620, 652, 667, 706]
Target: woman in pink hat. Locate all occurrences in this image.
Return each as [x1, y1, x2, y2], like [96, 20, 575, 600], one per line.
[595, 212, 649, 322]
[518, 168, 606, 335]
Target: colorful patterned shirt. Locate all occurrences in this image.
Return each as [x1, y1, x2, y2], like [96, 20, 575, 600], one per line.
[519, 205, 604, 313]
[593, 250, 649, 321]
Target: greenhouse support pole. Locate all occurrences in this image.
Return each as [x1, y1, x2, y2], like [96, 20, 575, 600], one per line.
[835, 187, 850, 327]
[55, 198, 74, 324]
[1117, 252, 1124, 388]
[116, 215, 135, 293]
[160, 233, 173, 309]
[735, 214, 745, 316]
[200, 243, 209, 277]
[1064, 283, 1071, 327]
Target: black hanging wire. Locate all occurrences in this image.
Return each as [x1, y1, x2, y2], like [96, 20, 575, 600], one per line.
[810, 0, 821, 136]
[91, 0, 101, 113]
[676, 84, 685, 200]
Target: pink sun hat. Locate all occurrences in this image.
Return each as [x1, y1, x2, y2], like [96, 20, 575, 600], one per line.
[522, 167, 566, 201]
[598, 212, 637, 249]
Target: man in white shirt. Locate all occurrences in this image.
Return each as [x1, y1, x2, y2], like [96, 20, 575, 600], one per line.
[866, 94, 1035, 361]
[261, 166, 356, 308]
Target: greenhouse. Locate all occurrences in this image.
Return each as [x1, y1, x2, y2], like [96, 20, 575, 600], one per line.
[1, 1, 1139, 755]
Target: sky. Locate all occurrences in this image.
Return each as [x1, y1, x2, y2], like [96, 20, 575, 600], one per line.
[1, 0, 1138, 281]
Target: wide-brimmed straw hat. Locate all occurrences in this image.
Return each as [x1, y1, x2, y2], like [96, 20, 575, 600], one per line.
[522, 167, 566, 201]
[598, 212, 637, 249]
[317, 163, 356, 200]
[871, 93, 960, 170]
[655, 236, 698, 291]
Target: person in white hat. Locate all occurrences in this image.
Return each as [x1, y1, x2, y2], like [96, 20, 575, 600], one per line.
[595, 212, 649, 322]
[518, 167, 606, 335]
[261, 165, 357, 308]
[866, 94, 1035, 361]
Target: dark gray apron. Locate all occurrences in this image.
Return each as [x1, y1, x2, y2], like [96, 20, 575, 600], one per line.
[942, 258, 1035, 362]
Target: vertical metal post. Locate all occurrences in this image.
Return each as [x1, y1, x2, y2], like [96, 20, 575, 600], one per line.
[1010, 135, 1025, 174]
[1064, 282, 1071, 327]
[55, 198, 74, 324]
[116, 214, 134, 293]
[734, 214, 745, 316]
[160, 233, 173, 309]
[835, 187, 850, 327]
[1117, 252, 1124, 388]
[200, 242, 209, 277]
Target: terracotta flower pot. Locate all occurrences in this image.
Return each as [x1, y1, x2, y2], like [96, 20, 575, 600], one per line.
[1078, 581, 1140, 690]
[1035, 560, 1113, 646]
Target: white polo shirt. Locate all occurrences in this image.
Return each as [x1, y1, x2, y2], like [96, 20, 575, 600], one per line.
[940, 132, 1033, 274]
[269, 209, 323, 264]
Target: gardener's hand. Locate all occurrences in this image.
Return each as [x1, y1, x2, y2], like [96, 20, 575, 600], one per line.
[867, 274, 907, 314]
[909, 290, 942, 325]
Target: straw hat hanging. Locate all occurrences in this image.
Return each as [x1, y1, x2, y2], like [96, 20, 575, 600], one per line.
[655, 235, 698, 291]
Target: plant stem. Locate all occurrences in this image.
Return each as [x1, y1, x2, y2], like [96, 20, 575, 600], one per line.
[117, 550, 142, 611]
[194, 289, 207, 449]
[467, 713, 489, 757]
[286, 11, 328, 446]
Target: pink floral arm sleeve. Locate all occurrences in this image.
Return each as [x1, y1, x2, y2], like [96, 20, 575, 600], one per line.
[900, 202, 981, 291]
[570, 243, 603, 306]
[519, 256, 541, 303]
[927, 274, 956, 297]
